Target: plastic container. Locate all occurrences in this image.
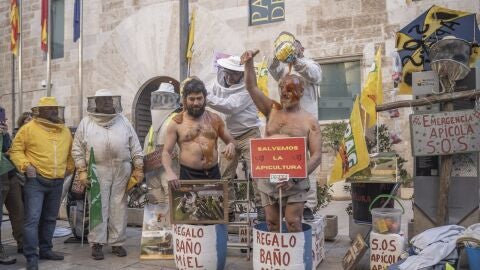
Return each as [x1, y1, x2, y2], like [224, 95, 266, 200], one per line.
[369, 195, 404, 234]
[466, 246, 480, 270]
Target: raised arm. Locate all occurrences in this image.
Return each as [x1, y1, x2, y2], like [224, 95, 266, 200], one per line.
[161, 120, 180, 188]
[241, 50, 273, 117]
[306, 117, 322, 175]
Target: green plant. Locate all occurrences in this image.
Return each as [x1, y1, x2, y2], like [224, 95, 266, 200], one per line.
[321, 121, 347, 150]
[313, 184, 332, 213]
[366, 124, 411, 183]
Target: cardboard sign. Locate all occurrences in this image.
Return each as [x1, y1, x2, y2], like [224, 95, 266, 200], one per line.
[173, 224, 227, 270]
[342, 234, 368, 270]
[410, 109, 480, 156]
[250, 137, 307, 178]
[305, 215, 326, 268]
[369, 232, 405, 270]
[140, 203, 174, 260]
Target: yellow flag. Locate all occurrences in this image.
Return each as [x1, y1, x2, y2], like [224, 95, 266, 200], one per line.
[186, 9, 195, 60]
[255, 58, 269, 118]
[360, 47, 383, 128]
[328, 97, 370, 184]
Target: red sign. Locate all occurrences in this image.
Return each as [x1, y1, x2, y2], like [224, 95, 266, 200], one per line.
[250, 137, 307, 178]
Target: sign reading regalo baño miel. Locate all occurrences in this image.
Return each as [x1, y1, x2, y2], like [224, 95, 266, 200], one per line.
[250, 137, 307, 178]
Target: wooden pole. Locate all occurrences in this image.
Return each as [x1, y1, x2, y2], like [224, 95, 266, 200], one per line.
[375, 90, 480, 112]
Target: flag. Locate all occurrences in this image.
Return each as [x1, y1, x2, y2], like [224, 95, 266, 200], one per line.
[10, 0, 19, 56]
[255, 58, 269, 98]
[73, 0, 80, 42]
[87, 147, 103, 230]
[328, 97, 370, 184]
[41, 0, 48, 52]
[255, 58, 269, 117]
[360, 47, 383, 128]
[186, 9, 195, 60]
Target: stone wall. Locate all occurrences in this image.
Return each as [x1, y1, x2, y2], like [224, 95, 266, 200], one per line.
[0, 0, 478, 186]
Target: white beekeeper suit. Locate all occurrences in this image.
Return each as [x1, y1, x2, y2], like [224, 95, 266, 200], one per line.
[72, 89, 143, 249]
[143, 82, 180, 204]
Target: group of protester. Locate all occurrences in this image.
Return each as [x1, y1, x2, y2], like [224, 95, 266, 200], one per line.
[0, 31, 323, 269]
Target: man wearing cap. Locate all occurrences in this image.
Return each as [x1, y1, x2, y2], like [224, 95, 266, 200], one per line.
[72, 89, 144, 260]
[269, 32, 323, 220]
[9, 97, 75, 270]
[162, 77, 236, 187]
[206, 55, 264, 221]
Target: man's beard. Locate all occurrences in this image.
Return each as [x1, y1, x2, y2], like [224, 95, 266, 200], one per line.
[186, 103, 206, 118]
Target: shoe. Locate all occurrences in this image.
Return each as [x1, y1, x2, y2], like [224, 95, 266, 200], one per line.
[26, 261, 38, 270]
[0, 245, 17, 265]
[112, 246, 127, 257]
[256, 207, 266, 222]
[39, 250, 64, 260]
[303, 208, 315, 221]
[91, 244, 104, 260]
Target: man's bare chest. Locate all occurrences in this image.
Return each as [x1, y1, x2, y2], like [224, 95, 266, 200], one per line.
[266, 114, 309, 137]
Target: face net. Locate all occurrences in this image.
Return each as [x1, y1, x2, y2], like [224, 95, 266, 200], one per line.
[32, 106, 65, 124]
[87, 96, 122, 114]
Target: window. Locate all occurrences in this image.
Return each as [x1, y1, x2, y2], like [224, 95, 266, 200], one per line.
[318, 58, 361, 121]
[51, 0, 64, 59]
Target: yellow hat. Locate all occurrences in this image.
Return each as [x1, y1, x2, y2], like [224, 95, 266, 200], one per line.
[37, 96, 62, 107]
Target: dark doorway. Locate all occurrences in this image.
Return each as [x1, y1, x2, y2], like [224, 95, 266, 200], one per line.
[133, 76, 180, 146]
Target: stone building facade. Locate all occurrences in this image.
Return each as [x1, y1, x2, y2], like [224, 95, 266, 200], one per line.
[0, 0, 478, 191]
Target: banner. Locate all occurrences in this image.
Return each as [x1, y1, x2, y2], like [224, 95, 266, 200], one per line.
[329, 97, 370, 184]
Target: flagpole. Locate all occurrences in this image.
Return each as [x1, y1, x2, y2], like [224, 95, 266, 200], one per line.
[18, 0, 23, 119]
[78, 0, 83, 121]
[46, 0, 52, 96]
[11, 55, 15, 130]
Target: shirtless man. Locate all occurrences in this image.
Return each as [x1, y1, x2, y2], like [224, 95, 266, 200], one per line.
[241, 50, 322, 233]
[162, 77, 236, 189]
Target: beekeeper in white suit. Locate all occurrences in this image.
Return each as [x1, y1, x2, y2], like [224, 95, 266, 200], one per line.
[72, 89, 144, 260]
[143, 82, 181, 205]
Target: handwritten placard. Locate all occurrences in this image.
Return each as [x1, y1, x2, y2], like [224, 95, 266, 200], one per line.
[250, 137, 307, 178]
[410, 109, 480, 156]
[369, 232, 405, 270]
[342, 234, 368, 270]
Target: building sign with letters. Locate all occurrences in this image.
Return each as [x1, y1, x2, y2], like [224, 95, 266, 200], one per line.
[410, 109, 480, 156]
[250, 137, 307, 178]
[249, 0, 285, 26]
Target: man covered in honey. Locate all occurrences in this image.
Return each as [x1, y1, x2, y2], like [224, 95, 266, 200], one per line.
[241, 50, 322, 233]
[162, 77, 237, 189]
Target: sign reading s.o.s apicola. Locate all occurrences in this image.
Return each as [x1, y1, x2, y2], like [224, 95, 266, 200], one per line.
[250, 137, 307, 178]
[369, 232, 405, 270]
[410, 109, 480, 156]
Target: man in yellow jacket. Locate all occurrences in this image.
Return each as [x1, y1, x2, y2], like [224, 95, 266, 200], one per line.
[9, 97, 74, 270]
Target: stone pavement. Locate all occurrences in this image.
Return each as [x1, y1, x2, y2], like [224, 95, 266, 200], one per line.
[1, 200, 411, 270]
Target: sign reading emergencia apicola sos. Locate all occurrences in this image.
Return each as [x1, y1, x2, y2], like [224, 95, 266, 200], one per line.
[410, 109, 480, 156]
[250, 137, 307, 178]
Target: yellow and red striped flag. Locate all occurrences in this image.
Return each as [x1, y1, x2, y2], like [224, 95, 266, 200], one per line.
[41, 0, 48, 52]
[10, 0, 19, 56]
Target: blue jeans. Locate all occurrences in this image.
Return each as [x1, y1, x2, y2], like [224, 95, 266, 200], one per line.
[23, 176, 64, 263]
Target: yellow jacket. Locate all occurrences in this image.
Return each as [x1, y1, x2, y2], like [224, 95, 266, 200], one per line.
[9, 118, 75, 179]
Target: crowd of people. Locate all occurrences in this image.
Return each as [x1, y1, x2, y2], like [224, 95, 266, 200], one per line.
[0, 31, 323, 269]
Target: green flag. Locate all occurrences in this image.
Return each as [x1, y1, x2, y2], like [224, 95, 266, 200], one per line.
[0, 135, 15, 176]
[88, 147, 102, 230]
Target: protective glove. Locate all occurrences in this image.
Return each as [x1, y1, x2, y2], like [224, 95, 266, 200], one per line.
[127, 166, 144, 192]
[77, 168, 89, 188]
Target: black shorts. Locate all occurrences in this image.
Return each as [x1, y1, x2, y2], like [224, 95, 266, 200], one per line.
[179, 164, 221, 180]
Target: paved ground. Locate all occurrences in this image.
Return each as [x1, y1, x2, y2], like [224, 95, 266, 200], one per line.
[1, 199, 412, 270]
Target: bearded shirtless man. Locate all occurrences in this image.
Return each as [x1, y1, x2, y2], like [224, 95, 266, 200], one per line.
[241, 50, 322, 233]
[162, 77, 237, 189]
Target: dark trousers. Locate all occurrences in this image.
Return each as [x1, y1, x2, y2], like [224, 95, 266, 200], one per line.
[0, 175, 24, 248]
[23, 176, 63, 263]
[180, 164, 221, 180]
